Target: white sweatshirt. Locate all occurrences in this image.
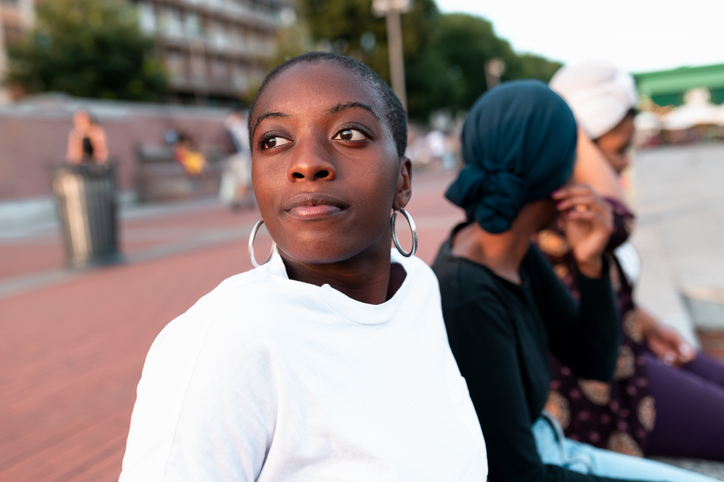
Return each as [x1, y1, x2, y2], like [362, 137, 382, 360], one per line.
[120, 250, 487, 481]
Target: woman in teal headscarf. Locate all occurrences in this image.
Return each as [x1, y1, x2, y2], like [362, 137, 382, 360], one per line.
[432, 80, 717, 482]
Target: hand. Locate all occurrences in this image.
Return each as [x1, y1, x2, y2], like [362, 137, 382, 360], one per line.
[552, 184, 613, 278]
[639, 309, 696, 366]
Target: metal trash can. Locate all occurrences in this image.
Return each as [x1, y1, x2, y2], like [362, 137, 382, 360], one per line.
[51, 162, 122, 268]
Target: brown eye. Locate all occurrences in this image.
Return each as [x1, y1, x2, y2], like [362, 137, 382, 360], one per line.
[261, 136, 291, 150]
[334, 129, 367, 141]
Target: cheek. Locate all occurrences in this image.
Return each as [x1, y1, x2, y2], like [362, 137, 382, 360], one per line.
[251, 161, 278, 220]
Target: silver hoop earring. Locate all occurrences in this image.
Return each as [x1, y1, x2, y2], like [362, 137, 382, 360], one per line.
[248, 219, 277, 268]
[391, 208, 418, 257]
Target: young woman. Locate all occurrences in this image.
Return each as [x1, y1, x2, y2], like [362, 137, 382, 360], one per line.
[432, 80, 718, 481]
[540, 60, 724, 460]
[66, 109, 108, 164]
[119, 52, 488, 481]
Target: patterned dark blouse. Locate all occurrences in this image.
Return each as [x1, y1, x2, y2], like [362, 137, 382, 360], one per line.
[533, 198, 656, 457]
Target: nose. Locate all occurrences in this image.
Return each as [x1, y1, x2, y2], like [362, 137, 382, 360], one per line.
[287, 137, 337, 182]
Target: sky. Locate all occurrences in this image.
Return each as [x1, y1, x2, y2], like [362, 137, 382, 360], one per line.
[435, 0, 723, 74]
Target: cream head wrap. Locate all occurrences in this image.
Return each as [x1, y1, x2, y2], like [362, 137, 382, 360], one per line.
[549, 60, 638, 140]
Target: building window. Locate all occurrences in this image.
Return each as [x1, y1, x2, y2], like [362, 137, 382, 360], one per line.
[208, 22, 229, 50]
[160, 7, 183, 38]
[184, 12, 200, 37]
[190, 55, 206, 81]
[232, 63, 249, 91]
[210, 58, 228, 81]
[138, 3, 157, 33]
[165, 51, 186, 80]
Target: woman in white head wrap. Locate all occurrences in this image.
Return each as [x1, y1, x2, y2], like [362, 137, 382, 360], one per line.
[535, 60, 724, 461]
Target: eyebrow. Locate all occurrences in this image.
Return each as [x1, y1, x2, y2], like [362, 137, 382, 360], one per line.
[326, 102, 382, 122]
[251, 102, 382, 139]
[252, 111, 290, 138]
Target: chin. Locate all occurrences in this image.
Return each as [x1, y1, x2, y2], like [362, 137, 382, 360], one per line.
[278, 242, 363, 266]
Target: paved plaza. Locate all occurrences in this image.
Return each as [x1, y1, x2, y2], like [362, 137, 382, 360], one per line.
[632, 143, 724, 356]
[1, 149, 723, 480]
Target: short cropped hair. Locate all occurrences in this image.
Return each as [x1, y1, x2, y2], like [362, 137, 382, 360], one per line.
[248, 52, 407, 159]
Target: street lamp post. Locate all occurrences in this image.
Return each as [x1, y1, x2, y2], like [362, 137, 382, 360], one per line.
[372, 0, 410, 111]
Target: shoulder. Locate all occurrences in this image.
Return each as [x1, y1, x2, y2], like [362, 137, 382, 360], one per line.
[144, 268, 283, 374]
[432, 252, 513, 336]
[123, 269, 282, 481]
[432, 249, 503, 301]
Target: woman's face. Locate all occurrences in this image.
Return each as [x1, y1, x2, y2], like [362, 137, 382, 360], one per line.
[595, 115, 635, 174]
[250, 62, 411, 266]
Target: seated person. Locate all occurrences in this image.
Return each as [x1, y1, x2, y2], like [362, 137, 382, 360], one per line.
[119, 52, 488, 481]
[432, 79, 718, 481]
[173, 132, 206, 176]
[539, 60, 724, 460]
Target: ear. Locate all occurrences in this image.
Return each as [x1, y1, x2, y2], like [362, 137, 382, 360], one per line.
[392, 156, 413, 210]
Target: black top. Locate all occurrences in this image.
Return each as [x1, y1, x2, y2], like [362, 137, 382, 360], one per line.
[432, 226, 636, 482]
[82, 136, 94, 158]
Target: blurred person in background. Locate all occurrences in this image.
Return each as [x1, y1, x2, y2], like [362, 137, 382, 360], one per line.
[173, 131, 206, 177]
[433, 80, 718, 481]
[66, 109, 108, 164]
[219, 110, 254, 210]
[539, 60, 724, 460]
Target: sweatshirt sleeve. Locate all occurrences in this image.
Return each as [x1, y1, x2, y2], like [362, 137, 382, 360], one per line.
[527, 246, 620, 382]
[120, 294, 274, 482]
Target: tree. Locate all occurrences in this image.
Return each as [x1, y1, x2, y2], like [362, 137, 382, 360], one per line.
[8, 0, 166, 101]
[292, 1, 562, 123]
[299, 0, 440, 120]
[421, 13, 563, 116]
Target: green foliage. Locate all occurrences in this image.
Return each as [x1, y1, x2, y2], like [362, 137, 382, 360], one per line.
[270, 19, 316, 67]
[416, 14, 562, 117]
[281, 1, 563, 123]
[300, 0, 439, 83]
[8, 0, 166, 101]
[512, 53, 564, 83]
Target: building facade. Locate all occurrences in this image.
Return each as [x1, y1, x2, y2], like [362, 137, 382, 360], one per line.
[0, 0, 291, 105]
[635, 63, 724, 108]
[135, 0, 292, 105]
[0, 0, 34, 102]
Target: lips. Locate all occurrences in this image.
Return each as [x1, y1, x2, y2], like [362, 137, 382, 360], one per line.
[282, 193, 348, 219]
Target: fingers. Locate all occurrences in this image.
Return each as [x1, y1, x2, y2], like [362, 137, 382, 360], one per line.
[560, 199, 612, 227]
[662, 351, 677, 366]
[553, 184, 613, 225]
[552, 184, 598, 199]
[677, 342, 696, 363]
[563, 209, 612, 230]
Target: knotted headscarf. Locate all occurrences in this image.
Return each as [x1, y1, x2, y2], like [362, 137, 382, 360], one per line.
[445, 80, 577, 234]
[549, 60, 638, 140]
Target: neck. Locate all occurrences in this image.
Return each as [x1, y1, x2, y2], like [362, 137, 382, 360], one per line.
[280, 243, 400, 305]
[451, 201, 549, 284]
